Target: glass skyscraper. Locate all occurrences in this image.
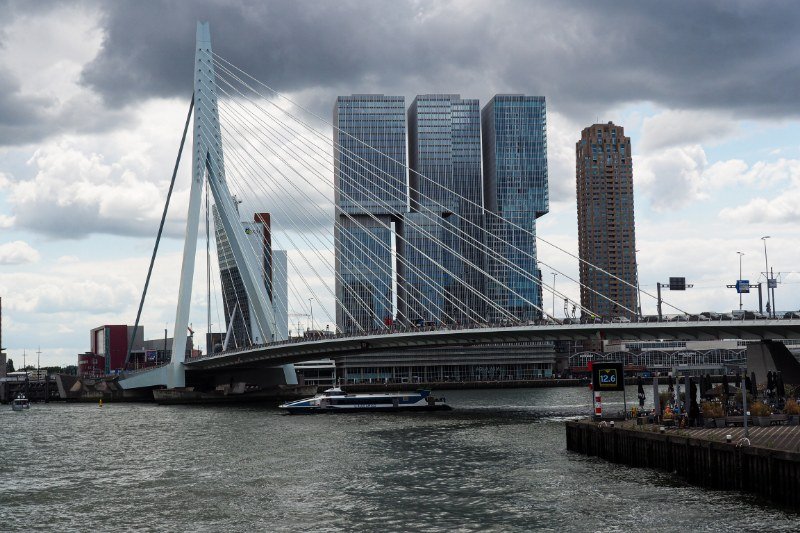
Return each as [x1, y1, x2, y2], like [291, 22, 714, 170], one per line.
[214, 209, 285, 346]
[404, 95, 485, 324]
[481, 95, 549, 321]
[333, 95, 407, 333]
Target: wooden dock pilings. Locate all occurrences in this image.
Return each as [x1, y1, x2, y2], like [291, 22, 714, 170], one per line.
[566, 421, 800, 510]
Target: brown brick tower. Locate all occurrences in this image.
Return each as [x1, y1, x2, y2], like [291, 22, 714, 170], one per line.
[576, 122, 638, 319]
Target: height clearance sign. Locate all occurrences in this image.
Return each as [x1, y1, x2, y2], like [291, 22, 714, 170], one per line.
[591, 362, 625, 391]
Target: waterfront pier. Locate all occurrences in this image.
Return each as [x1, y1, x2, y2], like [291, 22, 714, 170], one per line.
[566, 419, 800, 509]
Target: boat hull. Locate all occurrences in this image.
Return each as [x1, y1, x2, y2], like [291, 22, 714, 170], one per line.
[283, 404, 453, 415]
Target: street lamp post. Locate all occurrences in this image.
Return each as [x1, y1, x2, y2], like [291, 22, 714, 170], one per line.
[737, 251, 745, 311]
[308, 298, 314, 332]
[761, 236, 771, 317]
[635, 249, 642, 319]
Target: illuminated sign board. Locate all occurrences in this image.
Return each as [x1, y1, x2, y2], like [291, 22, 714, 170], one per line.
[592, 362, 625, 391]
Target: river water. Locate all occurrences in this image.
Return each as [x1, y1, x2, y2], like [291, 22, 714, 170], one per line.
[0, 386, 796, 532]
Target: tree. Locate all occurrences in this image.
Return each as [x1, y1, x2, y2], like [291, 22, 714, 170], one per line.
[5, 358, 13, 373]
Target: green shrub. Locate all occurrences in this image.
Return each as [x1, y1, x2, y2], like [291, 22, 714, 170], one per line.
[750, 401, 772, 416]
[784, 399, 800, 415]
[701, 401, 724, 418]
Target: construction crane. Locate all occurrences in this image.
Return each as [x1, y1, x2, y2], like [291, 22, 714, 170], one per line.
[288, 313, 310, 338]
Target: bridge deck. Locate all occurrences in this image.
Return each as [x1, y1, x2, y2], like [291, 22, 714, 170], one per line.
[184, 319, 800, 370]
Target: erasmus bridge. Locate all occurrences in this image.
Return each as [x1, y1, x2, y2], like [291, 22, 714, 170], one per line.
[120, 23, 800, 392]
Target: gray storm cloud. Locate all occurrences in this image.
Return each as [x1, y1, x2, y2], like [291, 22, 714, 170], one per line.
[77, 0, 800, 119]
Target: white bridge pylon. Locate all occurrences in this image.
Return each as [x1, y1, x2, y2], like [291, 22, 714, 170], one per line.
[125, 22, 292, 390]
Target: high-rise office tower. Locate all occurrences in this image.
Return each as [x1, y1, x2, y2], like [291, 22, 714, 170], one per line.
[271, 249, 289, 340]
[333, 95, 407, 333]
[481, 95, 549, 321]
[576, 122, 638, 319]
[214, 209, 287, 346]
[404, 94, 485, 324]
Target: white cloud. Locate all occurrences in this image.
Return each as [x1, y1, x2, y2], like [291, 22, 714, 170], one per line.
[0, 214, 14, 228]
[639, 109, 739, 151]
[636, 144, 709, 210]
[4, 141, 165, 238]
[546, 111, 581, 203]
[0, 240, 40, 264]
[716, 158, 800, 224]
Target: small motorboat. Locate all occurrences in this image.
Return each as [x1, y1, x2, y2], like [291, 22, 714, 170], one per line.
[280, 387, 452, 414]
[11, 394, 30, 412]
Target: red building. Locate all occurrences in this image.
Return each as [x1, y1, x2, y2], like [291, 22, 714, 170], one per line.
[78, 352, 105, 378]
[89, 325, 142, 375]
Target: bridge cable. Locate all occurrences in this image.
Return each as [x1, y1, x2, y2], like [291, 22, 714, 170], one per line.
[196, 112, 353, 335]
[200, 92, 468, 328]
[195, 109, 364, 335]
[212, 54, 687, 316]
[206, 79, 527, 325]
[124, 95, 194, 369]
[210, 65, 601, 321]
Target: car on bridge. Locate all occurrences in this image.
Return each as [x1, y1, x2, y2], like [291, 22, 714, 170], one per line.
[687, 314, 711, 321]
[641, 315, 661, 323]
[610, 316, 631, 323]
[669, 314, 691, 322]
[734, 310, 767, 320]
[784, 311, 800, 319]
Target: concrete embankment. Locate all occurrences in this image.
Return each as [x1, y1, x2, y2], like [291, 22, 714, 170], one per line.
[566, 420, 800, 510]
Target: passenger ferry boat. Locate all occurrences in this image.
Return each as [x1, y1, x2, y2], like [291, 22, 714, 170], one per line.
[279, 387, 452, 414]
[11, 394, 30, 412]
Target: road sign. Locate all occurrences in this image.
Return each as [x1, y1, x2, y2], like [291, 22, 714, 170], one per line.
[669, 277, 686, 291]
[768, 278, 778, 289]
[736, 280, 750, 294]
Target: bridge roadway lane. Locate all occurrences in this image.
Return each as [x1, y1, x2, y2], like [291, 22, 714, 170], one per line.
[184, 319, 800, 370]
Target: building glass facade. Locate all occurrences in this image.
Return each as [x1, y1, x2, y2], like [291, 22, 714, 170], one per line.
[333, 95, 407, 333]
[214, 208, 281, 346]
[404, 95, 485, 324]
[481, 95, 548, 321]
[576, 122, 638, 319]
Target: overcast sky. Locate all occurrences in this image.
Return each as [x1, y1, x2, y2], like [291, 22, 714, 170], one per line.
[1, 0, 800, 366]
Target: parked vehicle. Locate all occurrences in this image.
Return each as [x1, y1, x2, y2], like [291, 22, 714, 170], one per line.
[740, 310, 766, 320]
[669, 314, 690, 322]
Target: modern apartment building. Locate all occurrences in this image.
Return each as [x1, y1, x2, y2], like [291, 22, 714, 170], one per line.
[575, 122, 638, 319]
[481, 95, 549, 321]
[333, 95, 407, 333]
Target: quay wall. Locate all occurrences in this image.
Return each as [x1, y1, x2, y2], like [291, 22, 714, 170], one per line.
[565, 421, 800, 509]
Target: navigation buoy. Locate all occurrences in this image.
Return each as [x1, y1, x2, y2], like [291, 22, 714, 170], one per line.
[99, 399, 103, 408]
